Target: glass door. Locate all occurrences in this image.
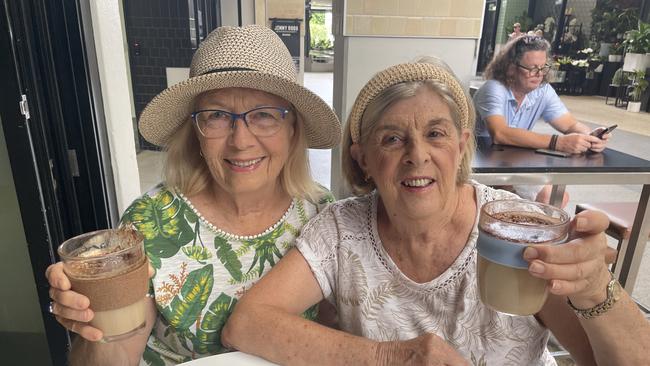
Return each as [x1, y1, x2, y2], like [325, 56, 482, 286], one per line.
[0, 118, 53, 366]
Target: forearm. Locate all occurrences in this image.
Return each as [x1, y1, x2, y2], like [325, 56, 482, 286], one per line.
[223, 304, 379, 365]
[69, 337, 133, 366]
[491, 126, 553, 149]
[578, 294, 650, 365]
[562, 120, 591, 135]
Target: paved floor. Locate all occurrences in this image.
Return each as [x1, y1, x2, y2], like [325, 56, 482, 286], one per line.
[560, 94, 650, 137]
[136, 72, 650, 305]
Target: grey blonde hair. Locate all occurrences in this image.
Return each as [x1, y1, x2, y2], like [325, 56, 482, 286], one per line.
[343, 57, 475, 196]
[164, 107, 324, 203]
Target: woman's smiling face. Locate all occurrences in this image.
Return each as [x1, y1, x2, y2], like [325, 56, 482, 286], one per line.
[194, 87, 295, 197]
[352, 86, 470, 219]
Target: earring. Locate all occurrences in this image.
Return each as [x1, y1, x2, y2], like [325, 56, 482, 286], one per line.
[199, 150, 204, 158]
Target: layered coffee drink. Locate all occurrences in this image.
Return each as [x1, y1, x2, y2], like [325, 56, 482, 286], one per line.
[477, 200, 569, 316]
[58, 226, 148, 341]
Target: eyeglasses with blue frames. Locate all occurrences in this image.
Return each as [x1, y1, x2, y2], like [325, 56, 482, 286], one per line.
[192, 106, 292, 138]
[516, 63, 551, 76]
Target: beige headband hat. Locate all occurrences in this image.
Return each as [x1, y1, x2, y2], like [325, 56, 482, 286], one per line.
[347, 62, 470, 143]
[139, 25, 341, 148]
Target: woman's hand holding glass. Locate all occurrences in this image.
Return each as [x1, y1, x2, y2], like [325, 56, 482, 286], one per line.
[523, 210, 614, 308]
[45, 261, 155, 341]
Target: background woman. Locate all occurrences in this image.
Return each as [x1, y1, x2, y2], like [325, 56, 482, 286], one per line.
[45, 25, 341, 365]
[222, 58, 650, 365]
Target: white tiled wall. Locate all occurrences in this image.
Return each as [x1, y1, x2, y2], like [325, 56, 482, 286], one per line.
[345, 0, 484, 37]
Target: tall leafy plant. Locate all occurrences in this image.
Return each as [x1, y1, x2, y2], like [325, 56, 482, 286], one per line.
[610, 42, 624, 55]
[309, 11, 332, 50]
[591, 1, 638, 44]
[629, 70, 648, 102]
[623, 22, 650, 53]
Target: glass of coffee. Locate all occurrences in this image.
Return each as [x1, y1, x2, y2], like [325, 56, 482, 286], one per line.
[477, 199, 570, 315]
[58, 226, 148, 341]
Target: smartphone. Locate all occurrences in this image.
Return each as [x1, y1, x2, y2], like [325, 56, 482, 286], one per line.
[535, 148, 570, 158]
[591, 124, 618, 139]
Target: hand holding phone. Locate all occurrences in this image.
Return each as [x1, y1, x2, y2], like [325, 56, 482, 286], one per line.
[590, 124, 617, 139]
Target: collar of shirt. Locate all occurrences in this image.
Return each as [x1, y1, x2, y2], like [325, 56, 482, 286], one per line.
[507, 87, 536, 110]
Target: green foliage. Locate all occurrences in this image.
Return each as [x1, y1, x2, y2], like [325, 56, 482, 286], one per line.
[610, 42, 624, 55]
[162, 264, 214, 330]
[591, 1, 639, 43]
[629, 70, 648, 102]
[310, 11, 332, 50]
[623, 22, 650, 53]
[214, 236, 243, 282]
[142, 347, 165, 366]
[612, 68, 630, 85]
[121, 190, 194, 269]
[194, 293, 237, 354]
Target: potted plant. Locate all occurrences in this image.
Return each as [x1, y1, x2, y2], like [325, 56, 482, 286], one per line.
[556, 56, 573, 71]
[623, 22, 650, 71]
[609, 42, 624, 62]
[591, 3, 638, 55]
[611, 67, 630, 86]
[627, 70, 648, 112]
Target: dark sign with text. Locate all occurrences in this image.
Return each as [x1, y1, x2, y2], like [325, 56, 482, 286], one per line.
[271, 18, 301, 74]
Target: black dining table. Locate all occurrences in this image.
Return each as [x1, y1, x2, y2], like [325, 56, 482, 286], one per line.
[471, 136, 650, 291]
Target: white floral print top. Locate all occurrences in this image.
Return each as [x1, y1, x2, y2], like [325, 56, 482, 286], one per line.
[296, 181, 557, 366]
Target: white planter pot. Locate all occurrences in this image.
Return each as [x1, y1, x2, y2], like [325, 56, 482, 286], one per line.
[600, 42, 612, 56]
[608, 54, 623, 62]
[623, 52, 650, 71]
[627, 101, 642, 112]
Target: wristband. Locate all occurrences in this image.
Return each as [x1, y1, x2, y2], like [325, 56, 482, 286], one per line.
[549, 134, 558, 151]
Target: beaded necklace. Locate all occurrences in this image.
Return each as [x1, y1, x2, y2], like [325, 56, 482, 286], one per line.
[177, 190, 295, 240]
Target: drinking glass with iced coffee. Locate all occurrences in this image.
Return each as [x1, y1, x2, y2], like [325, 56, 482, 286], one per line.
[57, 226, 149, 341]
[477, 199, 570, 315]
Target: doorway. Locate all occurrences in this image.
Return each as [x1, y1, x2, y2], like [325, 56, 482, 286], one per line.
[477, 0, 501, 73]
[0, 0, 117, 364]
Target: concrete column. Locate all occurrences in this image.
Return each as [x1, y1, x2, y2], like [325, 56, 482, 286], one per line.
[88, 1, 141, 213]
[330, 0, 485, 198]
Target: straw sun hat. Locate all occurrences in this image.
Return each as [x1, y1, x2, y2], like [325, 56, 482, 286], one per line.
[138, 25, 341, 149]
[347, 62, 471, 144]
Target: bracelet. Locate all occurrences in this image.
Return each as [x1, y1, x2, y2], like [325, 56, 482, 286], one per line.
[549, 134, 559, 151]
[567, 272, 622, 319]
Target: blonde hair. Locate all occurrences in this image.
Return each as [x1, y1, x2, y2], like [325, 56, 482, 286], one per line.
[164, 109, 324, 202]
[164, 120, 212, 196]
[343, 58, 475, 196]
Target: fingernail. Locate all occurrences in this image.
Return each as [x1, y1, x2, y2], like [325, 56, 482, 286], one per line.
[529, 262, 544, 274]
[524, 247, 538, 260]
[576, 217, 587, 231]
[551, 281, 560, 291]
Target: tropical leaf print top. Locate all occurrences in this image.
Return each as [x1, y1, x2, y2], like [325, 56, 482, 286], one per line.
[296, 181, 558, 366]
[120, 184, 333, 366]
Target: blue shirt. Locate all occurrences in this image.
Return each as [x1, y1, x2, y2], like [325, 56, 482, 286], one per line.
[473, 80, 568, 137]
